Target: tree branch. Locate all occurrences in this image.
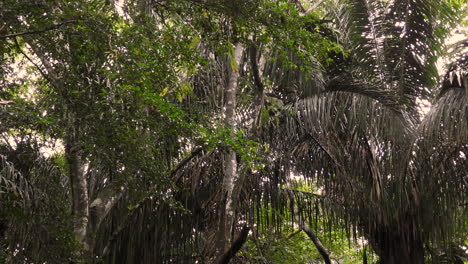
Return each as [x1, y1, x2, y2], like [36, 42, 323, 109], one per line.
[249, 44, 264, 95]
[173, 147, 203, 183]
[300, 0, 325, 16]
[217, 225, 250, 264]
[286, 181, 333, 264]
[89, 180, 126, 230]
[298, 218, 332, 264]
[11, 37, 53, 85]
[0, 20, 77, 40]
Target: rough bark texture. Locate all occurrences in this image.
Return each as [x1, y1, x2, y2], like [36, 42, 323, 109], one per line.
[220, 42, 244, 251]
[65, 135, 89, 249]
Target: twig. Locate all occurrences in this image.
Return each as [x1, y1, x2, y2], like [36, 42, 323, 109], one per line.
[286, 229, 302, 240]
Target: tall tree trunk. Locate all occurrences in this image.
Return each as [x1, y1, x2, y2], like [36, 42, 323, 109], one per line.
[64, 123, 89, 251]
[65, 120, 125, 259]
[219, 42, 244, 253]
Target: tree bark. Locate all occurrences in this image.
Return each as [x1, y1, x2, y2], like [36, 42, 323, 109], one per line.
[220, 42, 244, 252]
[87, 181, 126, 253]
[64, 129, 89, 250]
[216, 225, 250, 264]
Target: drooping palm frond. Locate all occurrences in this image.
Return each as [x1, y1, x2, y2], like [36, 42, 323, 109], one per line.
[262, 49, 326, 101]
[0, 148, 75, 263]
[387, 0, 458, 104]
[410, 141, 467, 245]
[418, 52, 468, 161]
[326, 0, 459, 115]
[190, 43, 230, 111]
[258, 1, 467, 255]
[0, 154, 33, 208]
[93, 148, 226, 264]
[279, 90, 415, 213]
[414, 53, 468, 245]
[326, 0, 388, 83]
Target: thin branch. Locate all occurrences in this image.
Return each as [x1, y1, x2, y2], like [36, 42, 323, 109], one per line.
[11, 37, 53, 84]
[0, 20, 77, 40]
[173, 147, 203, 183]
[286, 229, 302, 240]
[300, 0, 325, 16]
[291, 0, 306, 13]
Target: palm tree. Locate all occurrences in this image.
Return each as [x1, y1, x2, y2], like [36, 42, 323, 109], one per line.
[265, 0, 467, 263]
[94, 1, 467, 263]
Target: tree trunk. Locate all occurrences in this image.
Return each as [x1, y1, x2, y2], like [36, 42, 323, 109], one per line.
[216, 225, 250, 264]
[373, 230, 425, 264]
[219, 42, 244, 252]
[64, 129, 89, 251]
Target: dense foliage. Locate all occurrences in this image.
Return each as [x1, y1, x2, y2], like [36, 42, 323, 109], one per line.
[0, 0, 467, 263]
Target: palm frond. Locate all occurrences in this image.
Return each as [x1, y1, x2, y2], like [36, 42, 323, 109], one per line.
[0, 154, 33, 207]
[262, 49, 326, 101]
[1, 150, 73, 263]
[272, 91, 414, 228]
[326, 0, 459, 115]
[420, 54, 468, 143]
[382, 0, 455, 105]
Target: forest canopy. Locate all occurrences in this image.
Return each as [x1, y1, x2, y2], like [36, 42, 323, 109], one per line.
[0, 0, 467, 263]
